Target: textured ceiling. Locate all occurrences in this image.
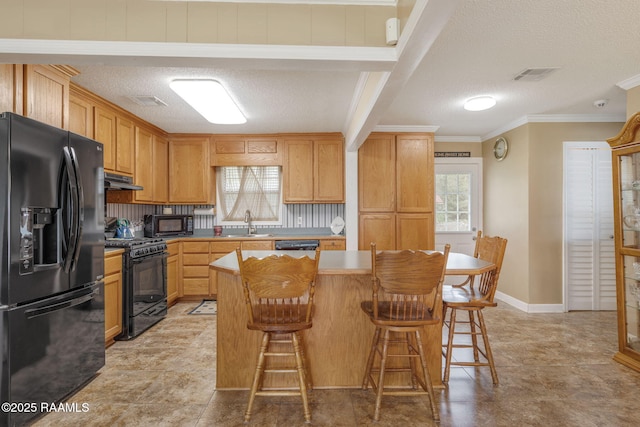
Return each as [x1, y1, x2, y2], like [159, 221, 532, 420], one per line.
[5, 0, 640, 145]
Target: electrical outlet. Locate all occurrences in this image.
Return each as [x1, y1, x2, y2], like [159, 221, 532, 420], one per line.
[297, 217, 303, 226]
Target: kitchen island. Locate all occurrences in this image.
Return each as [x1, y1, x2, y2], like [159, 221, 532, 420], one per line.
[210, 250, 494, 390]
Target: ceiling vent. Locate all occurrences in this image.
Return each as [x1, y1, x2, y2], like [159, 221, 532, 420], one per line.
[128, 95, 168, 107]
[513, 68, 558, 81]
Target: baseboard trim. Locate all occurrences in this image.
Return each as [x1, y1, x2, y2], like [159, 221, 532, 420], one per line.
[495, 291, 565, 313]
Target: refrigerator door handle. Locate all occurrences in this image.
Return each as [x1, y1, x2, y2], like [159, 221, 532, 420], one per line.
[24, 290, 96, 319]
[62, 146, 82, 273]
[69, 146, 84, 269]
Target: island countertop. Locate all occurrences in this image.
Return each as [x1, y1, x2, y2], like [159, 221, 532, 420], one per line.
[210, 249, 493, 276]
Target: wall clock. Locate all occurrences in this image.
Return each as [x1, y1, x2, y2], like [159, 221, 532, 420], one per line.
[493, 137, 508, 161]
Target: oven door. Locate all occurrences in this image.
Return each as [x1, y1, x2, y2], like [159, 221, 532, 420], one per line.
[131, 251, 167, 315]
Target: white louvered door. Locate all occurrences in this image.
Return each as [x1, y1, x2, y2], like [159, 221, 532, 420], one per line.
[564, 142, 616, 311]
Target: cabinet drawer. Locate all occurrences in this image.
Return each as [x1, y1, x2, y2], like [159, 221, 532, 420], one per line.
[320, 239, 346, 250]
[183, 278, 210, 295]
[104, 254, 122, 275]
[183, 265, 210, 278]
[210, 241, 240, 253]
[182, 253, 210, 265]
[242, 241, 273, 250]
[166, 242, 180, 256]
[182, 241, 210, 253]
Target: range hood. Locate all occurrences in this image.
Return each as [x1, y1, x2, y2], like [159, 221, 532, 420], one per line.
[104, 172, 143, 191]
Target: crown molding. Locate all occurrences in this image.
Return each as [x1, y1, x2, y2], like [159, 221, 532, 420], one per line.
[482, 113, 625, 141]
[434, 135, 482, 143]
[617, 73, 640, 90]
[373, 124, 440, 133]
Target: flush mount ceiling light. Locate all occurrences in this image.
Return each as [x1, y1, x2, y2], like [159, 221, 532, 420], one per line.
[169, 79, 246, 124]
[463, 96, 496, 112]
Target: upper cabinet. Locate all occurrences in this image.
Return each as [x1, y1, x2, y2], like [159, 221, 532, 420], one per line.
[358, 134, 396, 212]
[169, 136, 212, 204]
[211, 137, 282, 166]
[0, 64, 22, 114]
[24, 65, 76, 129]
[133, 127, 169, 204]
[1, 64, 76, 129]
[283, 135, 344, 203]
[68, 90, 94, 137]
[358, 133, 434, 250]
[71, 83, 169, 205]
[94, 107, 134, 176]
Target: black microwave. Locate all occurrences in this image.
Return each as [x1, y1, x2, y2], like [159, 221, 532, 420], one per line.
[144, 214, 194, 237]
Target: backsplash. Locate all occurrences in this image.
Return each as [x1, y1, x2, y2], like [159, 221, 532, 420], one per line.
[106, 203, 345, 230]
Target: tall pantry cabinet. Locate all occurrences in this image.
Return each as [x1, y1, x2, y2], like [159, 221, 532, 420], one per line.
[608, 112, 640, 373]
[358, 133, 434, 250]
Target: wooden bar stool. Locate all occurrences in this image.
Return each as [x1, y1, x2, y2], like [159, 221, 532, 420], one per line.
[236, 248, 320, 423]
[442, 231, 507, 385]
[361, 243, 450, 422]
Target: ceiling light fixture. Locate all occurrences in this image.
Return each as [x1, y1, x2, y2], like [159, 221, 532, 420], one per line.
[169, 79, 246, 124]
[463, 96, 496, 112]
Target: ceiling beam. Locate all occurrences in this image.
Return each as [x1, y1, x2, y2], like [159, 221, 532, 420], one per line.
[343, 0, 460, 152]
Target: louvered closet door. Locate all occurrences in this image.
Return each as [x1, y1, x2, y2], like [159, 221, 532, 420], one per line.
[564, 142, 616, 311]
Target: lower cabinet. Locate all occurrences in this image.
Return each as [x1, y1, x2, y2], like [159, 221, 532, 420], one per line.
[166, 241, 180, 306]
[104, 251, 123, 346]
[320, 238, 346, 250]
[359, 213, 433, 250]
[176, 237, 345, 302]
[182, 241, 212, 298]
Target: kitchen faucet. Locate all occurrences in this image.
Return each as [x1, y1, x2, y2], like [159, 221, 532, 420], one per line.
[244, 209, 255, 235]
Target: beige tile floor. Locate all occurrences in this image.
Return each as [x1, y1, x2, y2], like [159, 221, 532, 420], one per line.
[32, 301, 640, 427]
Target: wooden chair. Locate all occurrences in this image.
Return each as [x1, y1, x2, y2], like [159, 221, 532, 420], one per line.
[361, 243, 450, 422]
[236, 248, 321, 423]
[442, 231, 507, 385]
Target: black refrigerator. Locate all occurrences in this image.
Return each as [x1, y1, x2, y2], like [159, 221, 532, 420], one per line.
[0, 112, 105, 426]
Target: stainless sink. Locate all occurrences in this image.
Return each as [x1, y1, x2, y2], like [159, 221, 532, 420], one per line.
[224, 233, 273, 238]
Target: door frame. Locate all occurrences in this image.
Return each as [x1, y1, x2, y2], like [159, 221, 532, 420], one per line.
[434, 157, 483, 255]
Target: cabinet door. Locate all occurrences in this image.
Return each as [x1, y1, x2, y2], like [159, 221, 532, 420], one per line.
[359, 213, 396, 250]
[116, 116, 134, 175]
[167, 255, 179, 306]
[0, 64, 21, 114]
[358, 135, 396, 212]
[284, 139, 314, 202]
[134, 126, 154, 203]
[396, 135, 433, 212]
[314, 139, 344, 202]
[396, 213, 434, 250]
[104, 252, 123, 345]
[169, 137, 210, 204]
[94, 107, 117, 172]
[68, 93, 94, 137]
[154, 135, 169, 203]
[104, 273, 122, 344]
[24, 65, 69, 129]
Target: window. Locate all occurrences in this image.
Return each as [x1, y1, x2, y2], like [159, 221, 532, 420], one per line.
[216, 166, 282, 225]
[435, 173, 471, 231]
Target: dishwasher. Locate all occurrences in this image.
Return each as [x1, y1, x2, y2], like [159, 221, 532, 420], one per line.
[275, 240, 320, 250]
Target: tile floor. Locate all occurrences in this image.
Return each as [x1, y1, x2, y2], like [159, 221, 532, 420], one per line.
[32, 301, 640, 426]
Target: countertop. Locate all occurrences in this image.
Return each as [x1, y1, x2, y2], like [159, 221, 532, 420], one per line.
[166, 227, 345, 242]
[210, 250, 495, 277]
[211, 250, 368, 276]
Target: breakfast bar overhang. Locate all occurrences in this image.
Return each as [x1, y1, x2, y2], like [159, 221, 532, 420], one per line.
[210, 250, 494, 390]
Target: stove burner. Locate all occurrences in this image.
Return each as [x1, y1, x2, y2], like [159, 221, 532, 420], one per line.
[105, 237, 167, 258]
